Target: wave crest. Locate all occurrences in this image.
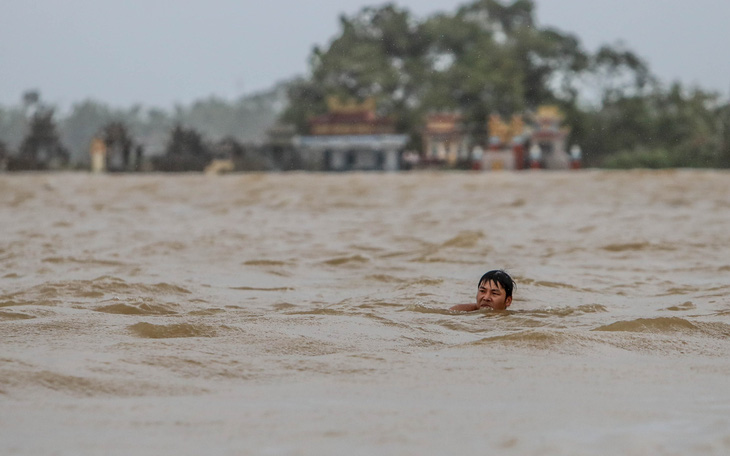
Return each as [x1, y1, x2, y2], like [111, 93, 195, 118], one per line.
[128, 322, 219, 339]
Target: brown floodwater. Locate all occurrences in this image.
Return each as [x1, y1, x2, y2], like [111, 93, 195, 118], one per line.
[1, 170, 730, 455]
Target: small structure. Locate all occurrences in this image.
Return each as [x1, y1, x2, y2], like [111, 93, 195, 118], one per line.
[96, 122, 143, 172]
[295, 97, 407, 171]
[477, 106, 579, 171]
[204, 137, 240, 174]
[569, 144, 582, 169]
[527, 106, 572, 170]
[308, 98, 395, 136]
[421, 112, 469, 166]
[295, 134, 407, 171]
[482, 114, 527, 170]
[89, 137, 107, 173]
[204, 159, 235, 175]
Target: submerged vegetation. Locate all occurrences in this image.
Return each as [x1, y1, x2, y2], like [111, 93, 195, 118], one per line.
[1, 0, 728, 169]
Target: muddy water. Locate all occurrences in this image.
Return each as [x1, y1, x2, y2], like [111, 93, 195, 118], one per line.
[1, 170, 730, 455]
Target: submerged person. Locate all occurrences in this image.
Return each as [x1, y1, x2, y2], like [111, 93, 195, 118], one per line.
[450, 269, 515, 312]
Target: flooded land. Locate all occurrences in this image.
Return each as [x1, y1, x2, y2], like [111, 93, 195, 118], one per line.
[2, 170, 730, 455]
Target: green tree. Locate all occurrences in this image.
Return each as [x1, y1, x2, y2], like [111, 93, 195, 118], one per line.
[282, 0, 613, 143]
[0, 139, 8, 170]
[582, 83, 726, 167]
[15, 108, 69, 170]
[717, 100, 730, 168]
[283, 3, 427, 134]
[102, 121, 136, 171]
[151, 125, 212, 172]
[60, 100, 115, 164]
[174, 85, 284, 144]
[165, 124, 208, 157]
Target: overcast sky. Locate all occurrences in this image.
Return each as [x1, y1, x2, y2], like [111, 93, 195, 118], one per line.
[2, 0, 729, 109]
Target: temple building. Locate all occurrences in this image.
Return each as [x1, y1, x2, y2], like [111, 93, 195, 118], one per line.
[421, 112, 470, 166]
[527, 106, 572, 170]
[482, 114, 527, 170]
[479, 105, 577, 171]
[294, 97, 408, 171]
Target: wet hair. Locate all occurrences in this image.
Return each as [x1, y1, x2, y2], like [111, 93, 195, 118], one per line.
[478, 270, 515, 298]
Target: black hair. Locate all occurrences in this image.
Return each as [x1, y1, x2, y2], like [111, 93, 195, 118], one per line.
[478, 270, 515, 298]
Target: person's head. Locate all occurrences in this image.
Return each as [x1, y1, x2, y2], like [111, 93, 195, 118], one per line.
[476, 270, 515, 310]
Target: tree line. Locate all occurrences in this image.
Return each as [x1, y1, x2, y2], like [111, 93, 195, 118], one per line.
[283, 0, 730, 168]
[0, 84, 288, 170]
[2, 0, 729, 170]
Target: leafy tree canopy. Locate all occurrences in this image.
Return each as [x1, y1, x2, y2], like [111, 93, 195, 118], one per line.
[283, 0, 730, 168]
[282, 0, 646, 136]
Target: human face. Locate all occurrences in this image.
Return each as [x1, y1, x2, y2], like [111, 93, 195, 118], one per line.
[476, 280, 512, 310]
